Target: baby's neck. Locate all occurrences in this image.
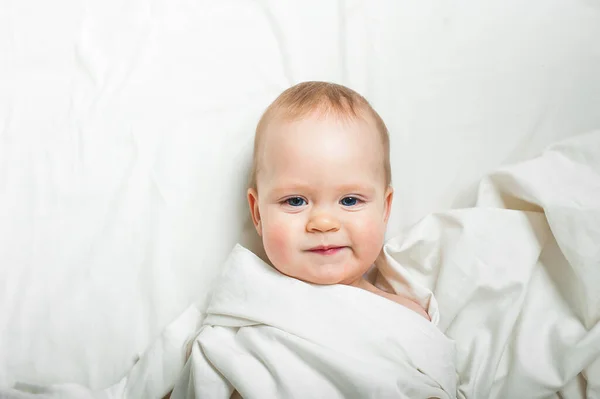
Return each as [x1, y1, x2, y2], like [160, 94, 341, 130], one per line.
[349, 277, 431, 321]
[349, 277, 379, 294]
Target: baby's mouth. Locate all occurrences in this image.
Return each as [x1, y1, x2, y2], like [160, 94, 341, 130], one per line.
[306, 245, 347, 256]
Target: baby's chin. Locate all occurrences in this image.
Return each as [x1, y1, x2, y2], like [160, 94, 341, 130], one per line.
[272, 262, 369, 286]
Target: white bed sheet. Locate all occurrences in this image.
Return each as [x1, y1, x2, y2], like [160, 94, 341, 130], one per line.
[2, 131, 598, 399]
[1, 0, 600, 390]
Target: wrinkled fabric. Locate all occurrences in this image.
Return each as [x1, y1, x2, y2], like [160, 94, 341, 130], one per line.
[170, 245, 457, 399]
[2, 1, 600, 388]
[376, 131, 600, 398]
[3, 131, 599, 399]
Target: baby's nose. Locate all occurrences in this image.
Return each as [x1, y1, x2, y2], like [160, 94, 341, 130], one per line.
[306, 212, 340, 233]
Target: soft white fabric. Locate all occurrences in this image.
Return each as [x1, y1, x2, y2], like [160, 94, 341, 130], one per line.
[170, 245, 457, 399]
[2, 131, 599, 399]
[376, 131, 600, 398]
[0, 305, 201, 399]
[1, 0, 600, 390]
[0, 245, 457, 399]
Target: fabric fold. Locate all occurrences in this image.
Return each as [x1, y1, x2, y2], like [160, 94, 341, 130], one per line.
[171, 244, 457, 399]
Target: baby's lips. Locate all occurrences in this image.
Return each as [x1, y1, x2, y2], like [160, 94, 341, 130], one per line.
[307, 245, 346, 251]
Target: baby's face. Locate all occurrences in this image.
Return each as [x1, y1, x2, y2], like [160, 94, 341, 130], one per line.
[248, 113, 393, 285]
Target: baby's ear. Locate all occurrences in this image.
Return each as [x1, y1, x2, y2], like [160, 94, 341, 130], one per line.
[247, 188, 262, 236]
[383, 186, 394, 223]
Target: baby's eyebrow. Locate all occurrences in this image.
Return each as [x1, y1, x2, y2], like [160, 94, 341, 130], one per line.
[335, 184, 376, 195]
[270, 183, 376, 198]
[270, 184, 311, 197]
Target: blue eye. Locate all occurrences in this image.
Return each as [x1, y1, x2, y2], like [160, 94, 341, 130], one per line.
[286, 197, 306, 207]
[340, 197, 359, 206]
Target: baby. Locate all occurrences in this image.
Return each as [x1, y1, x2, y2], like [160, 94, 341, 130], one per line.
[246, 81, 430, 320]
[169, 82, 456, 399]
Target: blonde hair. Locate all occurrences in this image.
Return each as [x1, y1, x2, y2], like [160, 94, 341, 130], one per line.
[249, 81, 391, 189]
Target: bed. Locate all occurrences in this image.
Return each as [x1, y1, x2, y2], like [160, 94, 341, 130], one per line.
[1, 1, 599, 398]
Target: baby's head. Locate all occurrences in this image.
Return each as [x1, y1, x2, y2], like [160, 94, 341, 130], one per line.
[247, 81, 393, 286]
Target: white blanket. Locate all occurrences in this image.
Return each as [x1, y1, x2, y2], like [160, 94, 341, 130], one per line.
[170, 245, 457, 399]
[2, 131, 599, 399]
[374, 131, 600, 398]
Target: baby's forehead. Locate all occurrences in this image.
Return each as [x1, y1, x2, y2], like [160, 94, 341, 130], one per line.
[258, 115, 384, 182]
[250, 87, 391, 190]
[262, 111, 379, 149]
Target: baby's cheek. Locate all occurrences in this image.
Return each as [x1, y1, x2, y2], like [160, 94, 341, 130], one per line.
[262, 220, 293, 267]
[353, 216, 386, 256]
